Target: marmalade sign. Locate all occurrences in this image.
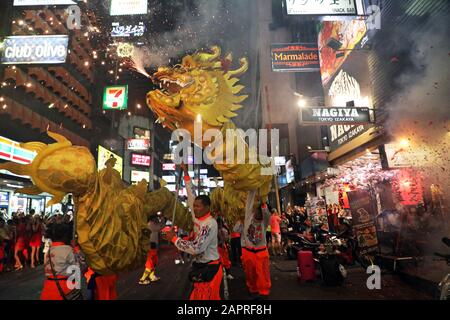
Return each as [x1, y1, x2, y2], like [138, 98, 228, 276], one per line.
[271, 43, 320, 72]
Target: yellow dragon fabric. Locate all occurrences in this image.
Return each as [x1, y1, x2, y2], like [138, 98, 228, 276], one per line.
[0, 132, 188, 275]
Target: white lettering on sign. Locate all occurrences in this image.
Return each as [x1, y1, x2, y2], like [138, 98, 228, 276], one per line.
[131, 154, 151, 167]
[127, 139, 149, 150]
[1, 36, 69, 64]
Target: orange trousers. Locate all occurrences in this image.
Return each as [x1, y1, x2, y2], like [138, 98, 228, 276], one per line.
[189, 262, 223, 300]
[94, 274, 118, 300]
[145, 249, 158, 270]
[241, 247, 271, 296]
[218, 245, 231, 270]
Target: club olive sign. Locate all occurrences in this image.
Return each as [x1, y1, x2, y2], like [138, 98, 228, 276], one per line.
[0, 35, 69, 65]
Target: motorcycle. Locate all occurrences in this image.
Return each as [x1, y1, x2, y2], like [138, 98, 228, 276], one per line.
[286, 232, 321, 260]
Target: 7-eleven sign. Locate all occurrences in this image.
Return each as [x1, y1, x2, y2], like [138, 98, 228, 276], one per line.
[103, 85, 128, 110]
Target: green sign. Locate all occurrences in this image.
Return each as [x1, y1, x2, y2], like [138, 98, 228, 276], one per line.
[103, 85, 128, 110]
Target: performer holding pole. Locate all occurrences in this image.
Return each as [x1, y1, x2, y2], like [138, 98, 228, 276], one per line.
[165, 163, 223, 300]
[241, 190, 272, 300]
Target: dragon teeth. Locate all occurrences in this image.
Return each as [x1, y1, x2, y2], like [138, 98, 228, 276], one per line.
[155, 117, 165, 124]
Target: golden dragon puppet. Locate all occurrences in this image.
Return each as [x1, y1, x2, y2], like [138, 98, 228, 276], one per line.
[0, 46, 273, 275]
[146, 46, 274, 225]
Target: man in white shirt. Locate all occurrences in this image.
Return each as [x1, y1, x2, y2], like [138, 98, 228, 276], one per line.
[165, 163, 222, 300]
[241, 190, 272, 299]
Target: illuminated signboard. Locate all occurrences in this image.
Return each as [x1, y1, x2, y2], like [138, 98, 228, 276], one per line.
[0, 35, 69, 65]
[163, 153, 174, 160]
[97, 145, 123, 178]
[271, 43, 320, 72]
[318, 20, 367, 86]
[162, 175, 176, 183]
[13, 0, 76, 6]
[0, 136, 36, 165]
[126, 139, 150, 151]
[110, 0, 148, 16]
[131, 170, 150, 185]
[103, 85, 128, 110]
[163, 163, 176, 171]
[111, 22, 145, 37]
[131, 154, 151, 167]
[285, 159, 295, 183]
[300, 107, 372, 125]
[285, 0, 357, 15]
[200, 169, 208, 174]
[0, 192, 9, 206]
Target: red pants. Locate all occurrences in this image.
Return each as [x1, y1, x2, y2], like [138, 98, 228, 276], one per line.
[40, 277, 71, 300]
[145, 249, 158, 270]
[189, 262, 223, 300]
[94, 274, 118, 300]
[218, 245, 231, 270]
[241, 247, 271, 296]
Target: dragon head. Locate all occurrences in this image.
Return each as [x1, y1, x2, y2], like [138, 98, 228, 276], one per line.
[147, 46, 249, 141]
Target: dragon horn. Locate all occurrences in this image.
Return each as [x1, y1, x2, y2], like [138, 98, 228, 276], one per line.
[227, 57, 249, 77]
[196, 46, 221, 62]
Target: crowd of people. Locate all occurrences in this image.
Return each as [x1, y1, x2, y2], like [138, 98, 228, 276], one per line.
[0, 209, 73, 273]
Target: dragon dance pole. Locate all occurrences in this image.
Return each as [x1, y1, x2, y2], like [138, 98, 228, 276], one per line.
[264, 86, 282, 214]
[171, 167, 182, 226]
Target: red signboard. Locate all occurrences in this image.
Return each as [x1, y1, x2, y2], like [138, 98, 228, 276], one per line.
[131, 153, 151, 167]
[392, 169, 424, 206]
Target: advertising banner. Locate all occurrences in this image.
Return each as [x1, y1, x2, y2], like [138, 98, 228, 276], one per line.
[14, 0, 76, 6]
[111, 22, 146, 37]
[97, 145, 123, 178]
[126, 139, 150, 151]
[305, 197, 329, 231]
[285, 0, 357, 15]
[271, 43, 320, 72]
[300, 107, 372, 125]
[347, 190, 379, 254]
[103, 86, 128, 110]
[131, 154, 151, 167]
[110, 0, 148, 16]
[0, 136, 36, 165]
[0, 35, 69, 65]
[131, 170, 150, 185]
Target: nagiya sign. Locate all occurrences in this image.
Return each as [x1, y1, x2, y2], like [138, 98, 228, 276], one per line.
[131, 153, 151, 167]
[126, 139, 150, 151]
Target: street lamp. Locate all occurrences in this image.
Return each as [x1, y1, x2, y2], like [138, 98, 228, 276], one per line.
[298, 99, 307, 108]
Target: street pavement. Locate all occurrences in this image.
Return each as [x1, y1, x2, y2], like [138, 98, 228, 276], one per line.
[0, 246, 433, 300]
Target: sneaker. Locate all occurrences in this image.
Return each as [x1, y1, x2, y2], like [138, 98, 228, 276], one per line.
[150, 275, 160, 282]
[175, 259, 180, 265]
[226, 274, 234, 280]
[181, 259, 185, 264]
[139, 280, 150, 285]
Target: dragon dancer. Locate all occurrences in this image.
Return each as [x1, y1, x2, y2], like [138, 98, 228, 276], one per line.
[165, 163, 223, 300]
